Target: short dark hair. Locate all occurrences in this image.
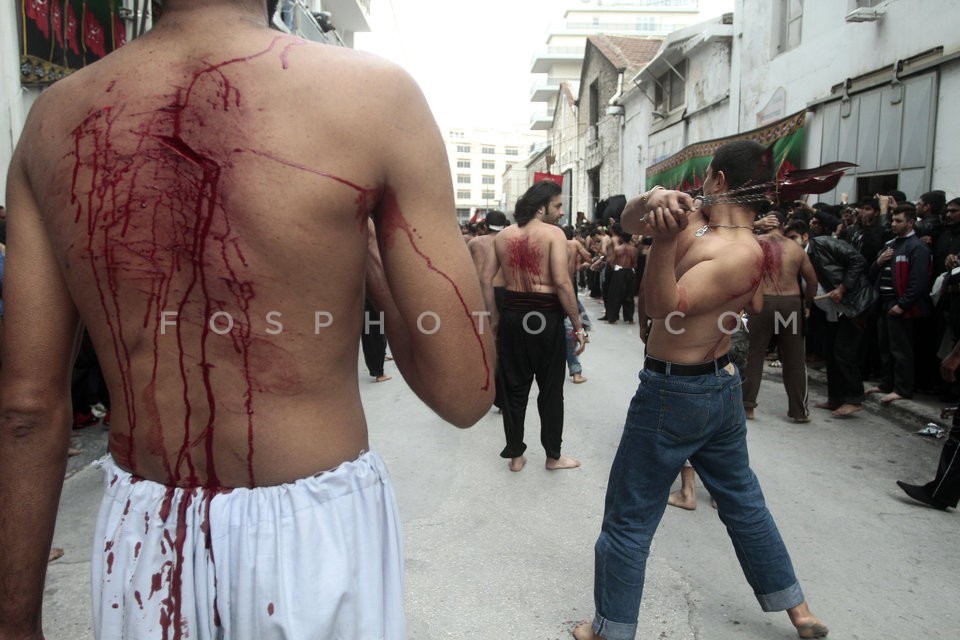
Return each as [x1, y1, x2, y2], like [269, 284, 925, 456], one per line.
[784, 220, 809, 237]
[887, 190, 907, 204]
[892, 204, 917, 222]
[514, 181, 562, 227]
[948, 197, 960, 209]
[708, 140, 774, 212]
[858, 197, 880, 211]
[919, 190, 946, 217]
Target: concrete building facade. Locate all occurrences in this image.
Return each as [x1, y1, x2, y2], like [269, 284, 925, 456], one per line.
[607, 0, 960, 205]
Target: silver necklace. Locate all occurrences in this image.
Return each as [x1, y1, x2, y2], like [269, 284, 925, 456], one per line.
[695, 223, 755, 237]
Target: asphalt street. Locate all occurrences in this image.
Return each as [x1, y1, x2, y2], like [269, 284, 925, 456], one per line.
[43, 295, 959, 639]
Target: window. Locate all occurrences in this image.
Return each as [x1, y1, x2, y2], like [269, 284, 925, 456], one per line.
[482, 191, 496, 200]
[774, 0, 803, 54]
[505, 147, 519, 156]
[482, 175, 495, 185]
[482, 160, 495, 170]
[456, 190, 471, 200]
[457, 175, 471, 184]
[654, 60, 686, 114]
[482, 146, 495, 155]
[457, 144, 471, 153]
[636, 16, 658, 32]
[589, 80, 600, 135]
[457, 159, 471, 168]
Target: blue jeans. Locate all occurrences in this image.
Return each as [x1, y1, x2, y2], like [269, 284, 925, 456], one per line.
[565, 318, 582, 375]
[590, 366, 804, 640]
[565, 298, 590, 376]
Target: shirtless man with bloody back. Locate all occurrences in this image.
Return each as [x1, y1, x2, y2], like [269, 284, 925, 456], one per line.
[481, 180, 585, 472]
[0, 2, 494, 638]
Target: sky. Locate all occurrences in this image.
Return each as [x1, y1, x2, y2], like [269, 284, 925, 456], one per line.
[354, 0, 735, 131]
[355, 0, 559, 131]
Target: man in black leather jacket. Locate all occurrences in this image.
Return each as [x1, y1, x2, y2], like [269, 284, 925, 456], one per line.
[785, 221, 877, 417]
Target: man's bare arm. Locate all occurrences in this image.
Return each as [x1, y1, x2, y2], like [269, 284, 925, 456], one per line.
[0, 137, 82, 638]
[477, 237, 501, 331]
[799, 251, 819, 308]
[549, 230, 585, 354]
[364, 66, 495, 426]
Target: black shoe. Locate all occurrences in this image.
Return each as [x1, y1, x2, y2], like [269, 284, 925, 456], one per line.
[896, 481, 950, 510]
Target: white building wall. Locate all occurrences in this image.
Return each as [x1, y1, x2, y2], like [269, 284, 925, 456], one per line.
[933, 58, 960, 198]
[735, 0, 960, 201]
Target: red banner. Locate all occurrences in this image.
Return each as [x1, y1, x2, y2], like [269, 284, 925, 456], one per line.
[84, 7, 107, 58]
[534, 172, 563, 186]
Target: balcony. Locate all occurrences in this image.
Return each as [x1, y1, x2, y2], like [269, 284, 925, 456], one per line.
[530, 109, 556, 130]
[529, 76, 578, 102]
[322, 0, 371, 33]
[530, 45, 585, 73]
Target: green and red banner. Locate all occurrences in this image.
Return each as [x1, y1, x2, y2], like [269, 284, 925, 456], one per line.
[18, 0, 126, 85]
[645, 111, 806, 191]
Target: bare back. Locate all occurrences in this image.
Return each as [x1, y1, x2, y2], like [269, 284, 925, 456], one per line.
[757, 233, 807, 296]
[614, 242, 639, 269]
[494, 220, 567, 294]
[12, 23, 488, 487]
[469, 233, 505, 288]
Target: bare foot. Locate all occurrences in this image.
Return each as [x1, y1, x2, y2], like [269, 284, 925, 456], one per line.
[48, 547, 64, 562]
[744, 407, 755, 420]
[375, 375, 392, 382]
[864, 386, 885, 395]
[668, 488, 697, 510]
[509, 456, 527, 472]
[572, 373, 588, 384]
[814, 401, 839, 410]
[788, 601, 829, 638]
[67, 447, 82, 457]
[831, 403, 862, 417]
[572, 621, 602, 639]
[880, 391, 904, 404]
[545, 455, 580, 470]
[792, 415, 811, 423]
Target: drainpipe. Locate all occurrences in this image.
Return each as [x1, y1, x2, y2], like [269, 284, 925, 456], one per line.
[608, 71, 626, 197]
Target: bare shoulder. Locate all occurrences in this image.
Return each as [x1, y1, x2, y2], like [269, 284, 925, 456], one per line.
[468, 234, 491, 253]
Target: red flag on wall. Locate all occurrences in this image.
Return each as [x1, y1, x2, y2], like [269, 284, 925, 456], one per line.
[65, 2, 80, 55]
[534, 172, 563, 186]
[51, 1, 63, 48]
[83, 6, 107, 58]
[25, 0, 52, 39]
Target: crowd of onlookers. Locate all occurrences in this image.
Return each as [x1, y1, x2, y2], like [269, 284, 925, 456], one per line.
[778, 190, 960, 403]
[461, 187, 960, 411]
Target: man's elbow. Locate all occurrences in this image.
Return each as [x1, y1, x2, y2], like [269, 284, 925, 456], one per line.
[438, 386, 495, 429]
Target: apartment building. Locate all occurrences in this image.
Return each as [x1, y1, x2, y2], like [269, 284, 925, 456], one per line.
[530, 0, 731, 132]
[445, 127, 547, 222]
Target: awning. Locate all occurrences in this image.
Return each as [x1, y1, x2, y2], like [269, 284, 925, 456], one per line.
[18, 1, 125, 85]
[645, 111, 806, 191]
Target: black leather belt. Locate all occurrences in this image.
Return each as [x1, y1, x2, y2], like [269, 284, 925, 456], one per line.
[644, 354, 731, 376]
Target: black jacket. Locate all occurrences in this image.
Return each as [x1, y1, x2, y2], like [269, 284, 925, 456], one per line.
[807, 235, 877, 318]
